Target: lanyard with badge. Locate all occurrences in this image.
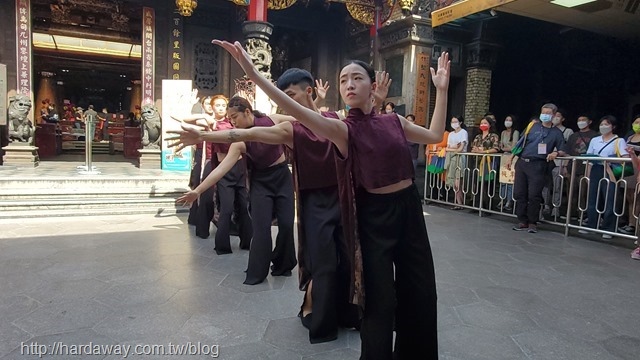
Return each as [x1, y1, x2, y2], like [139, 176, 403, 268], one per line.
[537, 127, 550, 155]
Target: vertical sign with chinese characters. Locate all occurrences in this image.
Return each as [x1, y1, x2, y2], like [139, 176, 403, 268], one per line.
[16, 0, 32, 98]
[414, 52, 430, 126]
[142, 7, 155, 106]
[170, 13, 184, 80]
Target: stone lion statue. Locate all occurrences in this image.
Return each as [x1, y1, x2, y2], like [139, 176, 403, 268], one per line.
[140, 104, 161, 149]
[8, 95, 34, 145]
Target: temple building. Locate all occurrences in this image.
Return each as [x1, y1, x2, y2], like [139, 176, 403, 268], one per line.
[1, 0, 639, 164]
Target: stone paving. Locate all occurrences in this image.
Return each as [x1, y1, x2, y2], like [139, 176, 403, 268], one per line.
[0, 206, 639, 359]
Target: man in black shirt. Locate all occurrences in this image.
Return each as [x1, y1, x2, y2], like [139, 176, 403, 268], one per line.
[508, 103, 566, 233]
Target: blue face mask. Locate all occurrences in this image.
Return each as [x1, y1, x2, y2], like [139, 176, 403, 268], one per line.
[345, 105, 351, 111]
[540, 114, 552, 123]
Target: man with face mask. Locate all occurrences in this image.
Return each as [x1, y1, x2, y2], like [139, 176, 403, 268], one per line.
[559, 115, 598, 219]
[508, 103, 566, 233]
[544, 110, 575, 217]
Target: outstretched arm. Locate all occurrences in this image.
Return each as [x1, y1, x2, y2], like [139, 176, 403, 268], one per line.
[167, 122, 294, 151]
[176, 143, 244, 206]
[313, 79, 329, 108]
[213, 40, 348, 157]
[401, 52, 450, 145]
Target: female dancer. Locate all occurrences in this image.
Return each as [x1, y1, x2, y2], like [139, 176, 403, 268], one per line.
[176, 96, 297, 285]
[213, 40, 449, 359]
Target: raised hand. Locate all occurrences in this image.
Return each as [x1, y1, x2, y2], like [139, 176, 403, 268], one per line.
[374, 71, 391, 103]
[176, 190, 199, 207]
[315, 79, 329, 100]
[165, 124, 203, 153]
[212, 40, 257, 78]
[189, 89, 200, 106]
[431, 52, 451, 91]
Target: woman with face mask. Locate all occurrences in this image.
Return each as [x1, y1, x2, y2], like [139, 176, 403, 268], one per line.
[499, 115, 519, 211]
[471, 117, 500, 212]
[619, 115, 640, 237]
[445, 116, 468, 210]
[579, 115, 629, 239]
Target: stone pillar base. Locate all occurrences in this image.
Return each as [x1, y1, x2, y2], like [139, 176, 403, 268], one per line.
[2, 145, 40, 167]
[138, 148, 161, 169]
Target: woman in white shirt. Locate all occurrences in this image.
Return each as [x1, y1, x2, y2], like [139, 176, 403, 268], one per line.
[581, 115, 629, 239]
[445, 116, 468, 210]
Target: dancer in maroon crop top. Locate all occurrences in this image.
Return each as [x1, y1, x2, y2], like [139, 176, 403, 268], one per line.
[167, 68, 393, 343]
[213, 40, 449, 360]
[175, 96, 297, 286]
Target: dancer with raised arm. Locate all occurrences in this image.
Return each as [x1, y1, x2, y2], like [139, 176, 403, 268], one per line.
[168, 68, 391, 343]
[211, 40, 449, 360]
[174, 96, 297, 285]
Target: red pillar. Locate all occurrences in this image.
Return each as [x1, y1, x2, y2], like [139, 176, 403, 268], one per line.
[248, 0, 268, 22]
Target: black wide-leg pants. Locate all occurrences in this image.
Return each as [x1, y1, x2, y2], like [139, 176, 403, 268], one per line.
[195, 160, 215, 239]
[244, 163, 297, 285]
[356, 184, 438, 360]
[300, 186, 343, 343]
[214, 160, 252, 254]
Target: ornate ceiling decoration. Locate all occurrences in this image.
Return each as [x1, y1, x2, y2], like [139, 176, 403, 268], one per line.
[228, 0, 298, 10]
[268, 0, 298, 10]
[176, 0, 198, 16]
[346, 0, 396, 26]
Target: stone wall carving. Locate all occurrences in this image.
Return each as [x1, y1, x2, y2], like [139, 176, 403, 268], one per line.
[193, 42, 220, 91]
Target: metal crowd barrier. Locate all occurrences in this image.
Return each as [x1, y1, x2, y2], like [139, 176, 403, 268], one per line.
[423, 152, 638, 241]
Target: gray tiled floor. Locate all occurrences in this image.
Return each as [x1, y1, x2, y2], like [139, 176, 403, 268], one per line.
[0, 206, 639, 359]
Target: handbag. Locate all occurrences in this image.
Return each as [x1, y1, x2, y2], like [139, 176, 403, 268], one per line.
[608, 139, 634, 180]
[511, 121, 535, 156]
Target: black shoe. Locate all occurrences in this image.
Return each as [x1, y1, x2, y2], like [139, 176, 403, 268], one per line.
[298, 311, 312, 330]
[243, 277, 265, 285]
[214, 248, 232, 255]
[271, 269, 292, 277]
[513, 223, 528, 231]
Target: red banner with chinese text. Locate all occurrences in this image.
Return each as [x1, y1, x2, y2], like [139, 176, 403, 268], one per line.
[142, 7, 155, 106]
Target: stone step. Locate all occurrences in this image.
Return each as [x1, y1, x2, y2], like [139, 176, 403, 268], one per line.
[0, 190, 186, 199]
[0, 205, 188, 219]
[0, 177, 189, 192]
[0, 197, 190, 217]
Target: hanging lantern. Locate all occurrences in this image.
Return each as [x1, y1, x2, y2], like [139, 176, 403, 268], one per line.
[176, 0, 198, 16]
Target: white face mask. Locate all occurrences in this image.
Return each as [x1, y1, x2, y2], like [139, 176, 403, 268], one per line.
[504, 121, 512, 128]
[451, 122, 460, 129]
[577, 121, 589, 130]
[599, 125, 612, 135]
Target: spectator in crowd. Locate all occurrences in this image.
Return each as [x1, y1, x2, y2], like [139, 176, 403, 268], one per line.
[544, 109, 574, 216]
[560, 114, 598, 220]
[579, 115, 629, 239]
[445, 115, 468, 210]
[383, 101, 395, 114]
[619, 114, 640, 236]
[470, 116, 500, 212]
[509, 103, 564, 233]
[499, 114, 519, 211]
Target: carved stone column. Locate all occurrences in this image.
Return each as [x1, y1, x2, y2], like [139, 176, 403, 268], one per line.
[242, 21, 274, 114]
[378, 15, 435, 125]
[242, 21, 274, 81]
[463, 38, 500, 127]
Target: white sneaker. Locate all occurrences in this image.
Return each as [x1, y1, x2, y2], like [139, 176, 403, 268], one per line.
[578, 229, 591, 234]
[602, 234, 613, 239]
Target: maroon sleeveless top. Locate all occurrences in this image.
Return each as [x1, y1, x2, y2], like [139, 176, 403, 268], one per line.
[291, 111, 340, 190]
[342, 109, 414, 189]
[211, 118, 233, 154]
[245, 116, 284, 170]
